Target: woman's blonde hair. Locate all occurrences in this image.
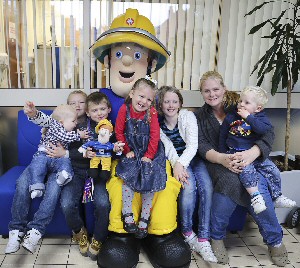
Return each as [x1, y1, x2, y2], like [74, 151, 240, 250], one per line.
[199, 71, 225, 91]
[199, 71, 240, 108]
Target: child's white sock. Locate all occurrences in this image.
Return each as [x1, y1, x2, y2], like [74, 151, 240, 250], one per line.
[56, 170, 71, 186]
[31, 190, 43, 199]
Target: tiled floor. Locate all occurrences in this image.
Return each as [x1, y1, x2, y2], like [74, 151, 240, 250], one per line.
[0, 216, 300, 268]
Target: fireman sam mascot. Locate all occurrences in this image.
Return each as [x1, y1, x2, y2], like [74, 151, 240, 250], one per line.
[90, 8, 191, 268]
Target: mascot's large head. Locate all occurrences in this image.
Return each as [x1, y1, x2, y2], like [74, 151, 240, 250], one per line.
[90, 8, 170, 98]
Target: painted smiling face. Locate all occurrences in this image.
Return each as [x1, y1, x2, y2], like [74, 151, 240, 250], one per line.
[104, 43, 157, 98]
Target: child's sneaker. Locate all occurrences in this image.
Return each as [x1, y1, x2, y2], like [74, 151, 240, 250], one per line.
[183, 232, 197, 249]
[22, 228, 42, 253]
[87, 237, 102, 261]
[274, 195, 296, 208]
[5, 230, 24, 254]
[193, 240, 218, 263]
[251, 194, 267, 214]
[72, 227, 89, 256]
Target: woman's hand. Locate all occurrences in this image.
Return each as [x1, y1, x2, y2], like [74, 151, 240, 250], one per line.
[232, 145, 261, 167]
[173, 162, 189, 188]
[217, 153, 243, 174]
[46, 142, 66, 158]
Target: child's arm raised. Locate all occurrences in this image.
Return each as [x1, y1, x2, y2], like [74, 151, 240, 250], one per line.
[24, 101, 38, 118]
[24, 101, 52, 128]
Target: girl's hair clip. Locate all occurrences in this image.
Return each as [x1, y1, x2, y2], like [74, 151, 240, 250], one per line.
[145, 75, 158, 86]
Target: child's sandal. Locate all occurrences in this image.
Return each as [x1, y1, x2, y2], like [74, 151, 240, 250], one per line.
[135, 218, 149, 239]
[122, 213, 138, 233]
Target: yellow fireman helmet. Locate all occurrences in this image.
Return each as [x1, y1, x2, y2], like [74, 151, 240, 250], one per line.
[95, 119, 113, 134]
[90, 8, 170, 72]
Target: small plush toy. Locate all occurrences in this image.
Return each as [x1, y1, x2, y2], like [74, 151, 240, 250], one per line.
[79, 119, 123, 202]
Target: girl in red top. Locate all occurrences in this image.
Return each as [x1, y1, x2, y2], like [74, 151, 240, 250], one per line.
[115, 77, 167, 239]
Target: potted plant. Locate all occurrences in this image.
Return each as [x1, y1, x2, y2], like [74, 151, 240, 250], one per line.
[245, 0, 300, 171]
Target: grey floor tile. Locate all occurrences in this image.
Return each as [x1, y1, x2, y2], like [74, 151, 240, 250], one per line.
[224, 237, 246, 248]
[293, 262, 300, 268]
[226, 231, 240, 238]
[288, 251, 300, 263]
[136, 262, 154, 268]
[41, 236, 71, 245]
[189, 259, 200, 268]
[241, 236, 265, 246]
[138, 250, 151, 263]
[35, 265, 67, 268]
[228, 255, 260, 267]
[227, 245, 252, 257]
[1, 265, 34, 268]
[285, 241, 300, 252]
[252, 252, 274, 266]
[2, 253, 37, 266]
[238, 228, 261, 237]
[0, 253, 4, 262]
[283, 234, 299, 243]
[0, 244, 7, 255]
[67, 265, 97, 268]
[247, 244, 268, 255]
[0, 237, 8, 245]
[38, 244, 70, 255]
[35, 253, 69, 265]
[3, 216, 300, 267]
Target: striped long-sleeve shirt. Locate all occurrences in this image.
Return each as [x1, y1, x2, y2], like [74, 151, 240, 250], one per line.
[30, 110, 80, 150]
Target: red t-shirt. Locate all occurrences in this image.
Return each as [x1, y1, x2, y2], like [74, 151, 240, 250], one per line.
[115, 104, 160, 159]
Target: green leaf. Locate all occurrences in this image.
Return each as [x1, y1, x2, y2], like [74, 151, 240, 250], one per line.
[251, 54, 267, 75]
[272, 10, 288, 27]
[257, 36, 282, 77]
[271, 53, 287, 95]
[263, 24, 285, 39]
[249, 20, 271, 34]
[245, 1, 275, 16]
[257, 75, 265, 86]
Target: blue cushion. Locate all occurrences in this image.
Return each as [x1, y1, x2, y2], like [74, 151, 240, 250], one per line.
[0, 165, 71, 236]
[0, 166, 26, 234]
[18, 110, 52, 166]
[0, 110, 72, 236]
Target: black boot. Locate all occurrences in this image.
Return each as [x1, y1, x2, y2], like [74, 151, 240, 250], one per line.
[141, 231, 191, 268]
[97, 232, 140, 268]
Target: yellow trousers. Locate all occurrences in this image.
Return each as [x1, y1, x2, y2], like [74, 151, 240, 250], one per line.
[106, 160, 181, 235]
[90, 156, 111, 171]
